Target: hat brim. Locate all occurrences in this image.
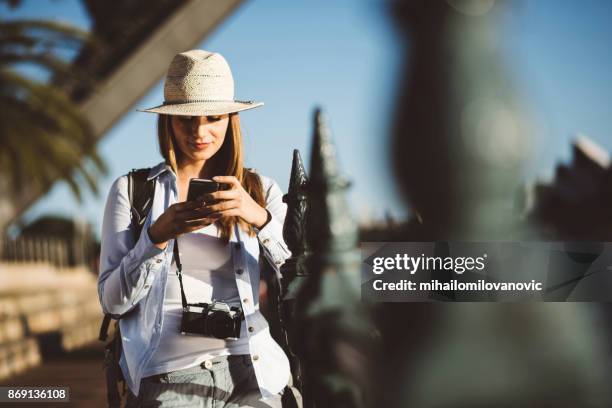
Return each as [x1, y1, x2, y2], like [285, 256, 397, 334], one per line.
[138, 100, 263, 116]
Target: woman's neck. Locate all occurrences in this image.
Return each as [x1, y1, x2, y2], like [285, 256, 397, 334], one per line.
[176, 159, 207, 181]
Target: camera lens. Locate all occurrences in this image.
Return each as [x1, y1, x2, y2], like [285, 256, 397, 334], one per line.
[208, 311, 235, 338]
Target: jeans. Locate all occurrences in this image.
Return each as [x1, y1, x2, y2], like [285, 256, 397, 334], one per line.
[125, 354, 284, 407]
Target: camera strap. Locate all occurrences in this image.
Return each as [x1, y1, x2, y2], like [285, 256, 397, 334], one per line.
[172, 239, 189, 311]
[172, 233, 245, 318]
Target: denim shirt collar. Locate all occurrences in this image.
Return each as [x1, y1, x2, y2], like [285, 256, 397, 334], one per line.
[147, 161, 175, 181]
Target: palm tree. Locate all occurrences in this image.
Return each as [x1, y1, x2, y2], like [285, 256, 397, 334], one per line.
[0, 14, 107, 201]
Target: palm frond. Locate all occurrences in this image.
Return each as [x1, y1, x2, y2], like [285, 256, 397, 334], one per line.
[0, 19, 91, 46]
[0, 17, 107, 204]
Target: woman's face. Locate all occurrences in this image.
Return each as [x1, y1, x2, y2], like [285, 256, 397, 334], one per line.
[171, 114, 230, 163]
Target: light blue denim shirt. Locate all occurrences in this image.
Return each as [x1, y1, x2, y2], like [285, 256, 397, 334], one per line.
[98, 161, 292, 398]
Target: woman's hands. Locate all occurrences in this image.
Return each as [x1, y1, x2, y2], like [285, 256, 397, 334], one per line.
[147, 175, 269, 250]
[204, 176, 269, 229]
[148, 201, 220, 249]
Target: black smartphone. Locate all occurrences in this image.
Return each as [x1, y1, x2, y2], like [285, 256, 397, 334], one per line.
[186, 178, 231, 203]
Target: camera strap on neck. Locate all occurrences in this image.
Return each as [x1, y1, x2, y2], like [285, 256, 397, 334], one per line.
[172, 239, 189, 311]
[173, 226, 244, 313]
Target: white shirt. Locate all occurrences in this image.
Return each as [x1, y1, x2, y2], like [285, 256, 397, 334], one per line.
[142, 223, 251, 377]
[98, 161, 292, 398]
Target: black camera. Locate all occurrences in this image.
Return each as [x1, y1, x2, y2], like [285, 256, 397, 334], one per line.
[180, 301, 244, 339]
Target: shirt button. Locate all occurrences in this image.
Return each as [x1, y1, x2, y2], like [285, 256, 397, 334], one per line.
[236, 268, 244, 275]
[263, 239, 270, 245]
[203, 360, 213, 369]
[252, 355, 259, 361]
[243, 298, 249, 303]
[156, 259, 163, 263]
[248, 326, 255, 333]
[144, 284, 151, 289]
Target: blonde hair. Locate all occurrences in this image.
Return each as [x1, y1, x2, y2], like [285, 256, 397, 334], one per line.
[156, 113, 266, 243]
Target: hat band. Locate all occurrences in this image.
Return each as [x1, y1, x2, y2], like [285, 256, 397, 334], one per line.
[162, 99, 254, 105]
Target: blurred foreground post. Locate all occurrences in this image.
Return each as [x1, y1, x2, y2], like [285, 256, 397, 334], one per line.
[294, 109, 377, 408]
[381, 1, 610, 407]
[391, 0, 529, 240]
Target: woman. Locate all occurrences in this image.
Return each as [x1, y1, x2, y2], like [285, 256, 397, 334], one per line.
[98, 50, 293, 407]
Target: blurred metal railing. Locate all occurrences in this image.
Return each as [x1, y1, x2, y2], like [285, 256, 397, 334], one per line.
[0, 236, 71, 268]
[0, 227, 97, 269]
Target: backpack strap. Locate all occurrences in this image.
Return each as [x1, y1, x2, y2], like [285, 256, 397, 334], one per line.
[127, 168, 157, 242]
[98, 314, 112, 341]
[99, 167, 156, 342]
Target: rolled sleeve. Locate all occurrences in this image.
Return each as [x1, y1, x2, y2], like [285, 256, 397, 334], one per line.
[123, 226, 165, 285]
[98, 175, 164, 317]
[256, 176, 292, 272]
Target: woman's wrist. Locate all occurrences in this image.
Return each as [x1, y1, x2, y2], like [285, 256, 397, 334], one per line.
[148, 225, 168, 249]
[253, 207, 272, 230]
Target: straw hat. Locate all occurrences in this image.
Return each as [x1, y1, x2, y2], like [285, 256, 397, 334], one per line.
[139, 49, 263, 116]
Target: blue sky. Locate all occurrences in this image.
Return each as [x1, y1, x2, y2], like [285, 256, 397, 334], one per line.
[4, 1, 612, 238]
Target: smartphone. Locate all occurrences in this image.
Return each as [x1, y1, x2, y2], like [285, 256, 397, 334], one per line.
[186, 178, 231, 203]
